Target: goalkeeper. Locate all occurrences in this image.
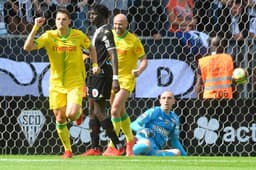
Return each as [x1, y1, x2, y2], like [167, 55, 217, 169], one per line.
[130, 91, 187, 156]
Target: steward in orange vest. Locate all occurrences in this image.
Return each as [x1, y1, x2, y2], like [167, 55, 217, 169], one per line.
[196, 36, 234, 99]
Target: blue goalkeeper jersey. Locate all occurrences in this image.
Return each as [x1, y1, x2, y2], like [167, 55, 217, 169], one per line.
[131, 106, 180, 148]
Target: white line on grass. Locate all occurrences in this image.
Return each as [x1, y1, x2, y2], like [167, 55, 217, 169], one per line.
[0, 158, 255, 164]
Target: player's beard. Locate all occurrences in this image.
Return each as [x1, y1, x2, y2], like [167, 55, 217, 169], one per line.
[115, 28, 125, 36]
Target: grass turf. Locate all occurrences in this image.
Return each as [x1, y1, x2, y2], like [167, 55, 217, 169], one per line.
[0, 155, 256, 170]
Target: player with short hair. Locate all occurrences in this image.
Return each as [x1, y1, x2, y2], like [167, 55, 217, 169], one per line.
[23, 8, 100, 158]
[103, 13, 148, 156]
[131, 91, 187, 156]
[81, 4, 125, 156]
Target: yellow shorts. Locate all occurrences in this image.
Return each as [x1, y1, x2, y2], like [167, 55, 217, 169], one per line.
[119, 77, 135, 93]
[49, 87, 83, 109]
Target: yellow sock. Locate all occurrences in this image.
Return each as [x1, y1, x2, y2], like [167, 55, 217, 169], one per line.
[120, 113, 133, 143]
[56, 121, 72, 151]
[109, 117, 121, 148]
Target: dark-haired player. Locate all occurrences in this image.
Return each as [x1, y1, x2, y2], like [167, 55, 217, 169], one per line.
[23, 8, 100, 158]
[81, 4, 125, 156]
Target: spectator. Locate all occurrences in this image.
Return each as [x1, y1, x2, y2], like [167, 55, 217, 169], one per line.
[215, 0, 249, 67]
[247, 0, 256, 38]
[96, 0, 128, 15]
[41, 0, 88, 31]
[73, 0, 90, 32]
[246, 0, 256, 97]
[173, 17, 209, 70]
[127, 0, 166, 40]
[196, 36, 235, 99]
[0, 0, 7, 35]
[193, 0, 221, 36]
[166, 0, 194, 33]
[130, 90, 187, 156]
[4, 0, 41, 34]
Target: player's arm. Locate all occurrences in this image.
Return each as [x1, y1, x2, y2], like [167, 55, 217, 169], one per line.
[107, 48, 118, 76]
[88, 46, 100, 74]
[130, 118, 144, 132]
[131, 111, 155, 138]
[105, 29, 120, 92]
[132, 39, 148, 77]
[23, 17, 45, 51]
[195, 69, 204, 98]
[132, 56, 148, 77]
[130, 109, 154, 132]
[108, 47, 120, 92]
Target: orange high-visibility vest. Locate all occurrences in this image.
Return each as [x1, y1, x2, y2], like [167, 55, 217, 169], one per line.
[199, 53, 234, 99]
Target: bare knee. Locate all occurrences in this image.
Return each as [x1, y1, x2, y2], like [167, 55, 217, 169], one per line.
[111, 105, 119, 117]
[54, 109, 66, 123]
[66, 104, 81, 120]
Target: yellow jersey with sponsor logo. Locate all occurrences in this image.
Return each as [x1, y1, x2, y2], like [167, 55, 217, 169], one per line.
[113, 30, 145, 92]
[35, 28, 91, 91]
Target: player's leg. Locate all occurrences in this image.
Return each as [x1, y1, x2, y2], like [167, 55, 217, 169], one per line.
[56, 87, 83, 158]
[54, 108, 73, 158]
[81, 99, 102, 156]
[94, 99, 125, 156]
[107, 91, 121, 149]
[132, 138, 151, 155]
[66, 87, 83, 121]
[114, 89, 135, 156]
[89, 69, 124, 156]
[153, 149, 181, 156]
[74, 85, 88, 125]
[50, 90, 72, 158]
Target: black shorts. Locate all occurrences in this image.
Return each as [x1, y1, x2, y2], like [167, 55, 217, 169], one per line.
[87, 64, 113, 100]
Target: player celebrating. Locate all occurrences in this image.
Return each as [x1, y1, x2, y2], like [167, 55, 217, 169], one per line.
[131, 91, 187, 156]
[104, 13, 148, 156]
[81, 4, 125, 156]
[23, 8, 100, 158]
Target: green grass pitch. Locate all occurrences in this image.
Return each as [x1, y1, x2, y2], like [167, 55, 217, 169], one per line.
[1, 155, 256, 170]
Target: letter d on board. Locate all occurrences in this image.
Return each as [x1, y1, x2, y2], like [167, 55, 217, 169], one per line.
[157, 67, 173, 87]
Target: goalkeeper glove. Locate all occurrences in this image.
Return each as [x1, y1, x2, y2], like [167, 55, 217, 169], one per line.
[138, 128, 154, 138]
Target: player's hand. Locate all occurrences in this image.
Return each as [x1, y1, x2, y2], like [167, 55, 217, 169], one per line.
[138, 128, 154, 138]
[112, 80, 120, 93]
[34, 17, 46, 28]
[132, 69, 141, 77]
[92, 66, 100, 75]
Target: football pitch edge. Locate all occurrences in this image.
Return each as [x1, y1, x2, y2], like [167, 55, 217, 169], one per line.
[0, 155, 256, 170]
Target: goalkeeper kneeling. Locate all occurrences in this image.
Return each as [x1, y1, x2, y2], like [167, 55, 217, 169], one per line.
[130, 91, 187, 156]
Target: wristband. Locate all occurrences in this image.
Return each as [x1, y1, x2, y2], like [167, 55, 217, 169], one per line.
[113, 75, 118, 80]
[92, 63, 98, 68]
[32, 25, 39, 32]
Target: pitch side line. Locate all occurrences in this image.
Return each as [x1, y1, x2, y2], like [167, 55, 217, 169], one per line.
[0, 158, 256, 163]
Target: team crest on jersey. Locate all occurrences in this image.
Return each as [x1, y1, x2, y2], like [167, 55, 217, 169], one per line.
[92, 89, 99, 98]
